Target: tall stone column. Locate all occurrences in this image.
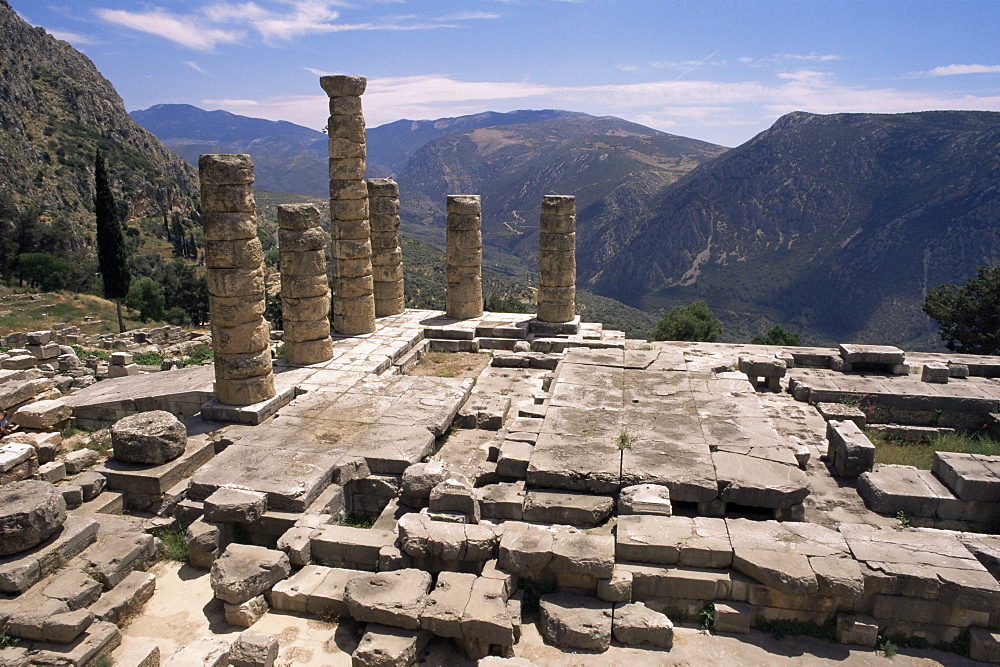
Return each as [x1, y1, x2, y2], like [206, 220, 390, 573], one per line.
[368, 178, 405, 317]
[321, 75, 376, 335]
[445, 195, 483, 319]
[537, 195, 576, 323]
[200, 154, 275, 406]
[277, 204, 333, 365]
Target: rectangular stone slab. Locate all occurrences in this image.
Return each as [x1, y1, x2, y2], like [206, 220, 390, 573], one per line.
[98, 439, 216, 497]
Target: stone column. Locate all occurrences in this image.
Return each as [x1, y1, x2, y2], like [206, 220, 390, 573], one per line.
[445, 195, 484, 319]
[321, 75, 376, 335]
[537, 195, 576, 323]
[277, 204, 333, 365]
[200, 154, 275, 406]
[368, 178, 405, 317]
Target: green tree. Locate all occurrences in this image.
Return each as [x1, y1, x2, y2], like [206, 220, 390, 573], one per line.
[751, 324, 801, 346]
[126, 277, 166, 322]
[923, 266, 1000, 355]
[17, 253, 71, 291]
[651, 300, 722, 342]
[95, 149, 131, 332]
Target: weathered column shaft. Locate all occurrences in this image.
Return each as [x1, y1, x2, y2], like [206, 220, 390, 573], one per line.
[368, 178, 405, 317]
[537, 195, 576, 323]
[277, 203, 333, 365]
[200, 154, 275, 406]
[321, 75, 376, 335]
[445, 195, 483, 320]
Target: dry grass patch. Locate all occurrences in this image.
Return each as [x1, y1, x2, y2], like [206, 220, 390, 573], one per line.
[409, 351, 490, 379]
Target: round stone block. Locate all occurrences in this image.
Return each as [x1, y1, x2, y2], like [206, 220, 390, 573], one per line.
[283, 318, 331, 343]
[281, 250, 327, 277]
[278, 228, 326, 253]
[334, 314, 376, 335]
[202, 184, 255, 213]
[328, 157, 365, 180]
[330, 179, 369, 201]
[446, 265, 482, 283]
[215, 349, 273, 381]
[334, 257, 373, 279]
[320, 74, 367, 97]
[334, 239, 372, 261]
[540, 213, 576, 235]
[369, 197, 399, 216]
[277, 203, 321, 230]
[329, 95, 363, 115]
[205, 237, 264, 270]
[371, 248, 403, 266]
[327, 115, 365, 143]
[539, 232, 576, 253]
[0, 480, 67, 557]
[211, 317, 270, 355]
[280, 274, 330, 299]
[203, 212, 257, 241]
[111, 410, 187, 465]
[370, 231, 400, 253]
[282, 294, 331, 322]
[372, 263, 404, 282]
[447, 233, 483, 257]
[446, 213, 482, 232]
[207, 267, 265, 298]
[327, 137, 366, 160]
[446, 195, 481, 216]
[446, 297, 483, 320]
[333, 218, 372, 242]
[285, 338, 334, 366]
[542, 194, 576, 216]
[333, 275, 374, 299]
[331, 198, 370, 223]
[537, 300, 576, 324]
[375, 293, 405, 318]
[217, 374, 275, 406]
[333, 294, 376, 318]
[539, 285, 576, 301]
[367, 178, 399, 198]
[209, 295, 267, 328]
[199, 154, 254, 185]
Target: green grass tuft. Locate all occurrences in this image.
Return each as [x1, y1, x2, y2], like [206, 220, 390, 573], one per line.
[337, 512, 377, 529]
[868, 430, 1000, 469]
[754, 616, 837, 642]
[160, 525, 189, 562]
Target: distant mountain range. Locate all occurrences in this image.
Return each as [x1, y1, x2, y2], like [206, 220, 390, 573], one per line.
[131, 99, 1000, 349]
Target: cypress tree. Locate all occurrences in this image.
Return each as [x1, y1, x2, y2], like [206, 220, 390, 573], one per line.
[94, 149, 131, 332]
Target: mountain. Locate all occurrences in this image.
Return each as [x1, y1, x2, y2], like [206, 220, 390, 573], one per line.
[586, 111, 1000, 348]
[130, 104, 330, 197]
[0, 0, 197, 258]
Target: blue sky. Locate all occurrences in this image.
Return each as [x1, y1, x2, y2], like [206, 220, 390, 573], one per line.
[10, 0, 1000, 146]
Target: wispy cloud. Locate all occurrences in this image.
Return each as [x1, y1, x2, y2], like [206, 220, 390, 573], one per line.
[184, 61, 207, 75]
[95, 8, 244, 50]
[436, 12, 501, 21]
[47, 29, 94, 44]
[740, 53, 842, 66]
[924, 63, 1000, 77]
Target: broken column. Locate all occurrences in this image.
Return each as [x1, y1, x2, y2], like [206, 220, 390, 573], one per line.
[368, 178, 405, 317]
[277, 204, 333, 365]
[321, 75, 376, 335]
[446, 195, 483, 319]
[537, 195, 576, 323]
[200, 154, 275, 406]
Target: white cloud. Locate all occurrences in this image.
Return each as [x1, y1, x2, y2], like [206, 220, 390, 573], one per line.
[95, 8, 243, 50]
[436, 12, 501, 21]
[184, 61, 207, 74]
[47, 29, 94, 44]
[925, 63, 1000, 77]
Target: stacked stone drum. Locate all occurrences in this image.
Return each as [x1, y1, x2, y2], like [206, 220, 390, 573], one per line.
[368, 178, 405, 317]
[321, 75, 376, 335]
[200, 154, 275, 406]
[277, 204, 334, 365]
[537, 195, 577, 323]
[445, 195, 484, 320]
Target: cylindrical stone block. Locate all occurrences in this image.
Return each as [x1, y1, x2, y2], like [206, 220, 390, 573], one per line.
[368, 178, 405, 318]
[277, 203, 333, 366]
[537, 195, 577, 323]
[200, 154, 275, 406]
[446, 195, 483, 320]
[324, 74, 375, 334]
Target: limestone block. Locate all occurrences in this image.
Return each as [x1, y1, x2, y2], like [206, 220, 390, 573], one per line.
[207, 267, 265, 298]
[210, 544, 290, 604]
[732, 548, 817, 596]
[208, 295, 267, 328]
[38, 460, 66, 483]
[89, 570, 157, 624]
[204, 487, 268, 523]
[284, 338, 334, 366]
[326, 136, 365, 159]
[224, 594, 269, 627]
[535, 301, 575, 324]
[110, 352, 133, 366]
[61, 484, 83, 508]
[372, 263, 405, 283]
[2, 354, 36, 370]
[539, 594, 612, 652]
[462, 577, 515, 647]
[331, 199, 370, 225]
[612, 602, 673, 649]
[477, 482, 526, 521]
[106, 363, 139, 378]
[202, 211, 257, 241]
[344, 569, 432, 630]
[332, 275, 374, 299]
[230, 630, 279, 667]
[280, 249, 327, 277]
[216, 373, 276, 406]
[329, 179, 368, 201]
[201, 184, 255, 213]
[328, 94, 363, 114]
[205, 237, 264, 270]
[77, 470, 107, 501]
[375, 293, 406, 318]
[550, 532, 615, 579]
[199, 153, 253, 185]
[618, 484, 672, 516]
[921, 362, 950, 383]
[836, 612, 878, 647]
[352, 624, 429, 667]
[539, 214, 576, 236]
[597, 568, 633, 603]
[826, 419, 876, 478]
[63, 448, 99, 475]
[933, 451, 1000, 502]
[211, 318, 270, 356]
[328, 157, 365, 180]
[334, 257, 374, 280]
[116, 644, 160, 667]
[163, 637, 230, 667]
[421, 571, 476, 638]
[429, 477, 480, 521]
[278, 228, 326, 253]
[522, 490, 613, 527]
[498, 524, 554, 573]
[26, 330, 52, 345]
[10, 399, 71, 430]
[809, 556, 864, 598]
[712, 601, 751, 634]
[0, 480, 67, 556]
[970, 628, 1000, 664]
[401, 460, 451, 507]
[42, 567, 102, 610]
[815, 402, 866, 427]
[111, 410, 187, 464]
[280, 274, 330, 299]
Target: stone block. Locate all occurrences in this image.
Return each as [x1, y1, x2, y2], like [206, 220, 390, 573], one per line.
[933, 451, 1000, 502]
[826, 419, 876, 478]
[429, 477, 479, 522]
[111, 410, 187, 464]
[0, 479, 67, 557]
[463, 576, 515, 647]
[732, 549, 817, 596]
[550, 532, 615, 579]
[344, 569, 432, 630]
[597, 568, 633, 603]
[522, 490, 613, 527]
[310, 525, 396, 571]
[970, 627, 1000, 664]
[477, 481, 525, 521]
[498, 523, 554, 573]
[82, 532, 156, 589]
[921, 362, 950, 384]
[116, 644, 160, 667]
[63, 448, 100, 475]
[224, 594, 269, 627]
[42, 567, 102, 610]
[496, 440, 533, 479]
[836, 612, 878, 647]
[230, 630, 278, 667]
[88, 570, 156, 624]
[421, 571, 476, 638]
[352, 624, 429, 667]
[204, 487, 268, 523]
[210, 543, 290, 604]
[76, 470, 106, 501]
[10, 399, 71, 430]
[538, 594, 612, 652]
[618, 483, 672, 515]
[714, 601, 751, 634]
[38, 460, 66, 483]
[163, 637, 230, 666]
[612, 601, 673, 649]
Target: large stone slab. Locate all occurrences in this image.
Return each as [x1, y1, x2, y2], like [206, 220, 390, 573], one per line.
[352, 624, 429, 667]
[616, 515, 732, 568]
[932, 451, 1000, 502]
[522, 490, 613, 527]
[421, 571, 476, 638]
[538, 593, 612, 652]
[712, 451, 809, 509]
[210, 544, 290, 604]
[528, 407, 622, 494]
[344, 569, 432, 630]
[310, 525, 397, 571]
[0, 479, 67, 557]
[621, 435, 717, 503]
[612, 601, 674, 649]
[397, 512, 500, 563]
[110, 410, 187, 464]
[857, 465, 960, 518]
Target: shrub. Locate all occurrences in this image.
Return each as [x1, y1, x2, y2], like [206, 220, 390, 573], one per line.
[652, 301, 722, 342]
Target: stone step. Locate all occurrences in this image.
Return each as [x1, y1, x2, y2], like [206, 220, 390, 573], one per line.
[393, 339, 430, 375]
[25, 620, 121, 666]
[80, 532, 157, 590]
[0, 515, 99, 594]
[522, 489, 614, 528]
[88, 570, 156, 624]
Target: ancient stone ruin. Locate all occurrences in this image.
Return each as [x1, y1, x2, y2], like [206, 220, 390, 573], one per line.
[0, 74, 999, 666]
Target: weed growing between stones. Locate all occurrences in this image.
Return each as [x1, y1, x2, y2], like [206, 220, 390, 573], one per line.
[160, 525, 189, 562]
[337, 513, 377, 529]
[617, 428, 637, 489]
[661, 607, 690, 625]
[754, 617, 837, 642]
[877, 636, 898, 658]
[541, 377, 552, 392]
[0, 628, 15, 649]
[92, 655, 113, 667]
[895, 510, 911, 528]
[83, 429, 112, 456]
[699, 602, 715, 632]
[879, 629, 971, 658]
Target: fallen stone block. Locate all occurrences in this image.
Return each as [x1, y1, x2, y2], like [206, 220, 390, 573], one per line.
[38, 460, 66, 483]
[713, 451, 809, 509]
[116, 643, 160, 667]
[88, 570, 156, 624]
[400, 460, 450, 508]
[42, 567, 102, 610]
[61, 484, 83, 509]
[612, 602, 673, 649]
[970, 627, 1000, 664]
[597, 568, 632, 603]
[163, 637, 230, 666]
[26, 620, 121, 666]
[111, 410, 187, 464]
[714, 601, 751, 634]
[204, 487, 268, 523]
[0, 479, 67, 557]
[225, 594, 269, 627]
[210, 543, 290, 605]
[538, 593, 612, 652]
[269, 564, 329, 613]
[0, 441, 37, 484]
[63, 448, 100, 475]
[618, 484, 672, 516]
[344, 569, 432, 630]
[498, 523, 554, 573]
[310, 524, 396, 571]
[397, 512, 500, 563]
[815, 402, 866, 428]
[82, 532, 156, 589]
[550, 531, 614, 579]
[353, 624, 430, 667]
[496, 440, 533, 479]
[422, 571, 476, 639]
[826, 420, 875, 479]
[230, 630, 279, 667]
[836, 612, 878, 647]
[462, 577, 515, 647]
[429, 476, 480, 523]
[732, 548, 817, 596]
[522, 490, 613, 527]
[186, 519, 227, 569]
[921, 362, 950, 384]
[305, 566, 362, 618]
[10, 399, 71, 430]
[477, 481, 525, 521]
[76, 470, 107, 502]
